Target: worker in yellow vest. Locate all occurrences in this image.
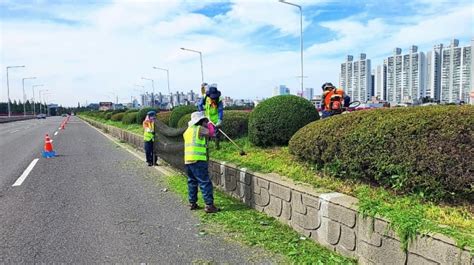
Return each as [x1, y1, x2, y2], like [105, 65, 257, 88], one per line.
[198, 84, 223, 149]
[143, 110, 157, 166]
[183, 111, 220, 213]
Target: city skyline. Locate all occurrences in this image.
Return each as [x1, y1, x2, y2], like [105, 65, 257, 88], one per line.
[1, 0, 473, 107]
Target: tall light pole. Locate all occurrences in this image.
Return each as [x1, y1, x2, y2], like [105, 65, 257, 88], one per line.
[6, 65, 25, 117]
[152, 67, 171, 94]
[39, 89, 48, 114]
[141, 77, 155, 107]
[180, 47, 204, 83]
[279, 0, 304, 96]
[22, 77, 36, 116]
[31, 84, 44, 116]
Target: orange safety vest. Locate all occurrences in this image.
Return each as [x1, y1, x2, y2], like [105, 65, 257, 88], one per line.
[323, 88, 345, 111]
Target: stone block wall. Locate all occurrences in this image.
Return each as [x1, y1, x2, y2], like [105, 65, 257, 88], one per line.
[83, 118, 472, 264]
[209, 160, 472, 265]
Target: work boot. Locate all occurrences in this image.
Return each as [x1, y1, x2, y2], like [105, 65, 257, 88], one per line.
[204, 204, 220, 213]
[147, 162, 153, 167]
[189, 203, 200, 210]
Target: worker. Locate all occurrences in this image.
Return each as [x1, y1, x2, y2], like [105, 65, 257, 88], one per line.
[183, 111, 220, 213]
[143, 110, 158, 166]
[198, 83, 223, 149]
[321, 82, 350, 119]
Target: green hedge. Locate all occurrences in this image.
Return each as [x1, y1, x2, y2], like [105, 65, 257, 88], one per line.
[169, 105, 197, 128]
[122, 112, 138, 124]
[177, 110, 250, 139]
[111, 112, 125, 121]
[177, 113, 192, 128]
[249, 95, 319, 146]
[136, 107, 160, 124]
[289, 105, 474, 202]
[105, 112, 113, 120]
[157, 111, 172, 125]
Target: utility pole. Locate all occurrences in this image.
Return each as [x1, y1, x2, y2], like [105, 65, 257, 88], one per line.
[6, 65, 25, 117]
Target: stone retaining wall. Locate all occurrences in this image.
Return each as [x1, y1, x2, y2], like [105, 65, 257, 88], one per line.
[83, 117, 472, 265]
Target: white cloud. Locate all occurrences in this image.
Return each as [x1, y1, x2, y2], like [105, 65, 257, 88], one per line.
[1, 0, 472, 106]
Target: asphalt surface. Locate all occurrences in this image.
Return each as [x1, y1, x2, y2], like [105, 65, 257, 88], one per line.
[0, 117, 274, 263]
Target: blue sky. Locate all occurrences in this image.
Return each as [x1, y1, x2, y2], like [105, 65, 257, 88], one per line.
[1, 0, 473, 106]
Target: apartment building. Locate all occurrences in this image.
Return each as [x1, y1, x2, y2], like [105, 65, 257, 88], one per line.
[339, 54, 372, 102]
[440, 39, 473, 103]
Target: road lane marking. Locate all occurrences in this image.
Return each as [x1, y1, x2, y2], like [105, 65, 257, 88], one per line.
[12, 158, 39, 187]
[54, 131, 58, 136]
[10, 129, 19, 134]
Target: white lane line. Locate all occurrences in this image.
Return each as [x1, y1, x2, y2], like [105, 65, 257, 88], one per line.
[12, 158, 39, 187]
[10, 129, 19, 134]
[54, 131, 58, 136]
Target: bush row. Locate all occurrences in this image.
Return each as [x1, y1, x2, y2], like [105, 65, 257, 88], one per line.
[169, 105, 197, 128]
[288, 105, 474, 202]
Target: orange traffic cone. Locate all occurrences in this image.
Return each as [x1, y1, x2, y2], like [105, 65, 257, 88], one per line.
[42, 134, 56, 158]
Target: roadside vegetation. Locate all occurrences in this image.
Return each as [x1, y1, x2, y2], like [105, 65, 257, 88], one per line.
[78, 102, 474, 251]
[163, 173, 356, 264]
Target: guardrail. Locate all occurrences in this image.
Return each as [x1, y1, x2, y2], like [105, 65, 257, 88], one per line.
[0, 116, 36, 123]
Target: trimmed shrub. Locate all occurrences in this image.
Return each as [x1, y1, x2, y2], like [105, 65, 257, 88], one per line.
[136, 107, 160, 124]
[249, 95, 319, 146]
[177, 113, 192, 128]
[169, 105, 197, 128]
[177, 110, 250, 139]
[122, 112, 137, 124]
[110, 112, 125, 121]
[157, 111, 172, 125]
[289, 105, 474, 202]
[105, 112, 113, 120]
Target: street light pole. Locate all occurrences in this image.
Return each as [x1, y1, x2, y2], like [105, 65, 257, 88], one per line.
[32, 84, 44, 116]
[6, 65, 25, 117]
[279, 0, 304, 96]
[22, 77, 36, 116]
[180, 47, 204, 83]
[141, 77, 155, 107]
[39, 89, 48, 114]
[152, 67, 171, 94]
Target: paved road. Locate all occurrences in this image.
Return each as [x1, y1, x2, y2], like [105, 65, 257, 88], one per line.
[0, 117, 62, 189]
[0, 117, 273, 263]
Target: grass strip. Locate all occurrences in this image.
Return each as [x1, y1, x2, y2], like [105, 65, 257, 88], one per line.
[164, 174, 356, 264]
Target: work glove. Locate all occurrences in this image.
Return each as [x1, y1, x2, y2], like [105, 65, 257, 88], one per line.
[207, 122, 216, 137]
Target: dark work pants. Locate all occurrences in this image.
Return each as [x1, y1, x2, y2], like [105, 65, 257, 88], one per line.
[144, 140, 155, 164]
[186, 161, 214, 205]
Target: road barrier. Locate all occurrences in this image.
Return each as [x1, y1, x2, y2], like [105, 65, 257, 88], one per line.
[0, 116, 35, 123]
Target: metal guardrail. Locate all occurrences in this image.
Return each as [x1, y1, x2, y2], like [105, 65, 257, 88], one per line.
[0, 116, 36, 123]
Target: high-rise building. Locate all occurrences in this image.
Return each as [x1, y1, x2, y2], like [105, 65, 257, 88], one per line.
[339, 54, 371, 102]
[374, 62, 387, 100]
[273, 85, 290, 96]
[385, 46, 425, 104]
[440, 39, 473, 103]
[304, 88, 314, 100]
[426, 44, 443, 101]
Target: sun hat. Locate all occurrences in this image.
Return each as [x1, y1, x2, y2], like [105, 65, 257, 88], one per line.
[188, 111, 208, 127]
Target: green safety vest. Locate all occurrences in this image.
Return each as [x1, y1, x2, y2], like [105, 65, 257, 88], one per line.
[205, 96, 221, 124]
[143, 120, 155, 141]
[183, 125, 207, 163]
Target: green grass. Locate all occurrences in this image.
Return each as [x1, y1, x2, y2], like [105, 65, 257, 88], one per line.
[210, 138, 474, 251]
[80, 115, 474, 252]
[80, 115, 143, 135]
[164, 174, 356, 264]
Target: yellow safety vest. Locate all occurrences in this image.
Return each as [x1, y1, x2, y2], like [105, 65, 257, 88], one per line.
[183, 125, 207, 163]
[205, 96, 221, 124]
[143, 120, 155, 141]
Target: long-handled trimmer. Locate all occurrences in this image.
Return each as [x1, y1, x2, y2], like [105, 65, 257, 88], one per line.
[217, 128, 246, 156]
